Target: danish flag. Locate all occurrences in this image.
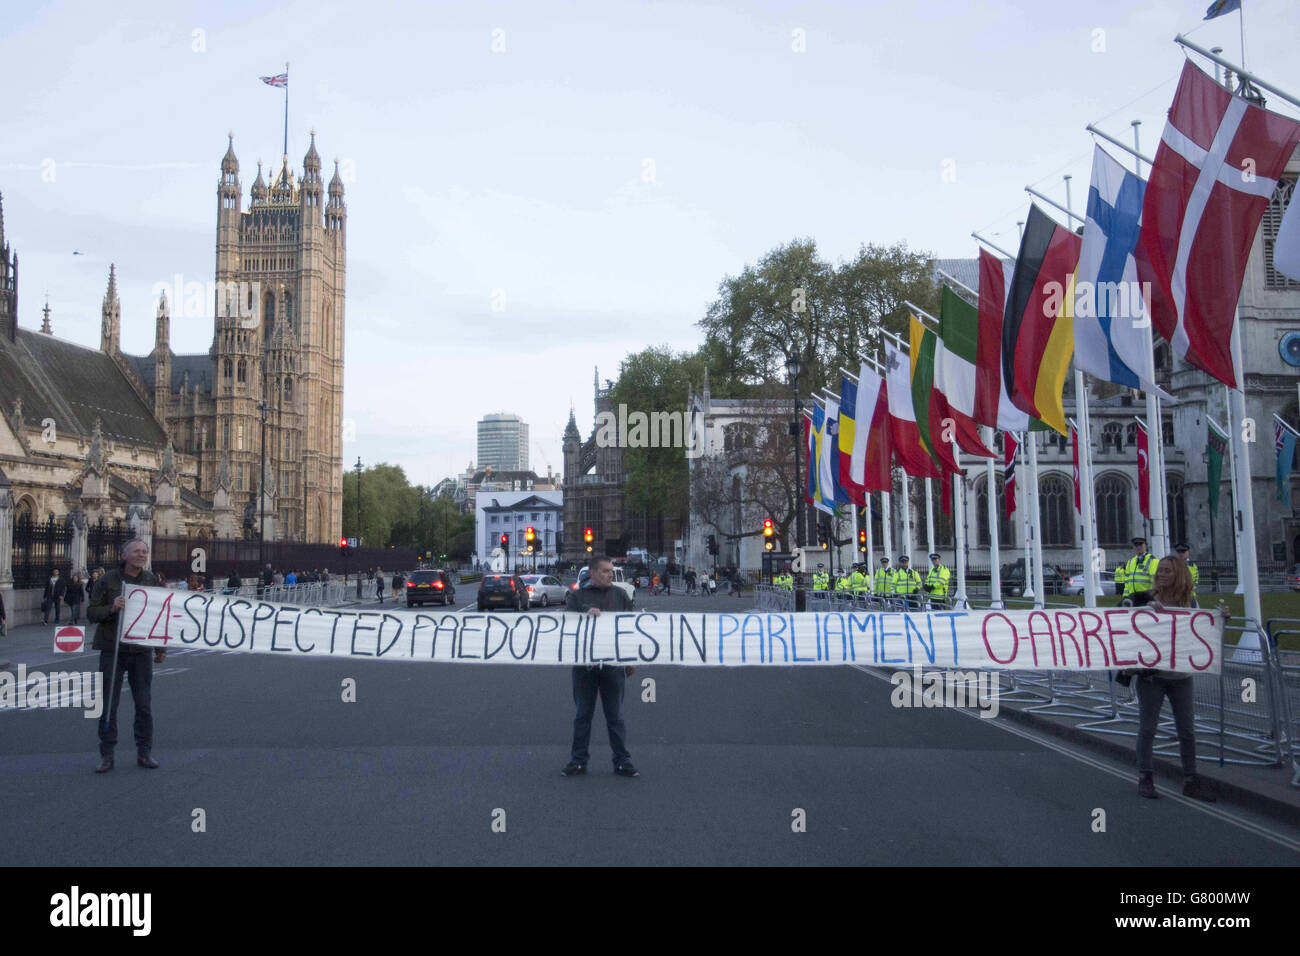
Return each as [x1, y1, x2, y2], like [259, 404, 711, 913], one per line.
[1136, 60, 1300, 388]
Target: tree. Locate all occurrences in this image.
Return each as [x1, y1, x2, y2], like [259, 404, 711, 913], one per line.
[341, 463, 420, 548]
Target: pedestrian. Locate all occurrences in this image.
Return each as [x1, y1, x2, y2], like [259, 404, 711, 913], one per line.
[392, 570, 405, 600]
[285, 569, 298, 587]
[1126, 554, 1222, 802]
[272, 567, 284, 587]
[187, 573, 201, 592]
[42, 567, 67, 625]
[1120, 537, 1157, 606]
[65, 572, 86, 625]
[561, 555, 638, 778]
[375, 571, 386, 603]
[685, 567, 696, 594]
[261, 562, 273, 598]
[225, 569, 242, 594]
[87, 538, 165, 773]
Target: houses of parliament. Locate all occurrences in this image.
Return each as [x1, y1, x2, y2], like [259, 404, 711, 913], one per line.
[0, 132, 347, 544]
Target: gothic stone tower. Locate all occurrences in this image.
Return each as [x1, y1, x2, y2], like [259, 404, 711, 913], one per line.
[211, 132, 346, 543]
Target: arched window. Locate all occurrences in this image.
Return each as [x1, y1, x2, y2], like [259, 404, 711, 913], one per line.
[237, 359, 247, 383]
[975, 475, 1015, 547]
[262, 291, 275, 343]
[285, 291, 294, 332]
[283, 377, 293, 404]
[1102, 422, 1122, 452]
[1095, 473, 1131, 548]
[223, 421, 230, 448]
[1040, 474, 1074, 546]
[1166, 474, 1187, 548]
[1125, 422, 1137, 446]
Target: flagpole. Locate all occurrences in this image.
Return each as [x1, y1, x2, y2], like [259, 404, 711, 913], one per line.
[283, 62, 290, 161]
[936, 269, 978, 299]
[985, 426, 1002, 608]
[1019, 432, 1034, 601]
[1027, 431, 1045, 608]
[1228, 309, 1263, 627]
[953, 441, 968, 607]
[882, 477, 894, 578]
[864, 496, 875, 593]
[1223, 387, 1246, 597]
[972, 233, 1016, 260]
[1072, 401, 1100, 608]
[901, 471, 912, 568]
[924, 477, 936, 557]
[1173, 38, 1300, 109]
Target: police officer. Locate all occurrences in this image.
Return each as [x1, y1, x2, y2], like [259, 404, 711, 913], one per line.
[925, 553, 952, 607]
[1121, 537, 1159, 606]
[873, 556, 895, 604]
[813, 564, 828, 591]
[1175, 543, 1198, 594]
[850, 563, 869, 597]
[894, 555, 922, 610]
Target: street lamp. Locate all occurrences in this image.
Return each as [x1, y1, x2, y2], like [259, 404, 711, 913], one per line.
[785, 352, 807, 611]
[354, 456, 363, 600]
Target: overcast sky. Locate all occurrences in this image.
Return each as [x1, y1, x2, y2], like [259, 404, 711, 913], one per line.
[2, 0, 1296, 487]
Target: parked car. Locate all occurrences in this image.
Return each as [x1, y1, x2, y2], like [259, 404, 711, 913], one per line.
[521, 574, 568, 607]
[1062, 570, 1118, 596]
[570, 565, 637, 606]
[406, 569, 456, 607]
[1000, 559, 1069, 596]
[477, 574, 530, 612]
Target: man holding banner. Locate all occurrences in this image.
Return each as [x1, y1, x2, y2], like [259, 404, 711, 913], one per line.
[87, 539, 166, 773]
[562, 555, 639, 779]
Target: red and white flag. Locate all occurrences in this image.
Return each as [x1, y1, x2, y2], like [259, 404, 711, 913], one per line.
[978, 248, 1030, 432]
[1136, 420, 1150, 520]
[1071, 423, 1082, 512]
[850, 361, 893, 494]
[1003, 433, 1019, 518]
[1136, 60, 1300, 387]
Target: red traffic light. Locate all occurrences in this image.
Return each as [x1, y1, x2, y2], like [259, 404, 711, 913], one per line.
[499, 533, 508, 546]
[339, 538, 348, 549]
[763, 519, 774, 536]
[584, 527, 593, 543]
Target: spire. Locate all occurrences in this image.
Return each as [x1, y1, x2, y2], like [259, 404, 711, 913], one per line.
[221, 132, 239, 175]
[155, 288, 170, 348]
[0, 191, 5, 250]
[40, 295, 51, 334]
[105, 263, 117, 304]
[304, 130, 321, 172]
[563, 408, 580, 446]
[101, 264, 121, 353]
[251, 160, 267, 203]
[328, 158, 344, 196]
[271, 155, 294, 203]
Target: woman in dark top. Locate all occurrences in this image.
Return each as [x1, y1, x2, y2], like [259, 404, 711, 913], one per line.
[1132, 555, 1225, 802]
[65, 573, 87, 625]
[375, 573, 386, 603]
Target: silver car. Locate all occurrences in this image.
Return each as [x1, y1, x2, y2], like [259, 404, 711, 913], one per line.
[1063, 570, 1118, 596]
[522, 574, 568, 608]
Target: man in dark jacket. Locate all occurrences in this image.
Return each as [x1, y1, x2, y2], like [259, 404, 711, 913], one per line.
[562, 555, 638, 778]
[42, 567, 68, 625]
[87, 538, 165, 773]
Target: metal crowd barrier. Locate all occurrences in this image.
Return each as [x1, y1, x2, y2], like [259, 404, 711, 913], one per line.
[215, 581, 349, 607]
[750, 587, 1300, 780]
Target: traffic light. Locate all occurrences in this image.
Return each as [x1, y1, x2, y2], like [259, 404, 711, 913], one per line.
[584, 527, 593, 553]
[763, 518, 774, 551]
[525, 526, 536, 554]
[339, 537, 349, 558]
[858, 529, 867, 553]
[499, 533, 509, 551]
[707, 534, 719, 556]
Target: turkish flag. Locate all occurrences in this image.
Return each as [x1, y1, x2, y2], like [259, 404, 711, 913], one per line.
[1004, 432, 1018, 519]
[1136, 422, 1150, 520]
[1136, 61, 1300, 387]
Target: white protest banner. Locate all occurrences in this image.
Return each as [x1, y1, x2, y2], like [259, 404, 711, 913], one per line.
[116, 586, 1224, 673]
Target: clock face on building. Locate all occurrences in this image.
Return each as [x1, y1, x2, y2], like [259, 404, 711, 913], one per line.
[1279, 331, 1300, 368]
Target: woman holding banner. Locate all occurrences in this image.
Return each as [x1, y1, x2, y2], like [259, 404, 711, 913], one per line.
[1131, 555, 1224, 802]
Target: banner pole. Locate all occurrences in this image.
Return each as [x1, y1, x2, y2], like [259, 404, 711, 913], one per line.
[924, 476, 936, 557]
[1228, 309, 1263, 627]
[1027, 432, 1045, 607]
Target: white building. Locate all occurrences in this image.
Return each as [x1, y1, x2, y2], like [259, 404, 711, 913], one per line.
[475, 489, 562, 569]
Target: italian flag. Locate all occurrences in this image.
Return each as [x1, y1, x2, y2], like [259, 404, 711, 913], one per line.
[885, 340, 940, 479]
[911, 315, 994, 466]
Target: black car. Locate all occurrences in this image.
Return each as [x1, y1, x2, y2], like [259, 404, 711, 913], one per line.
[406, 569, 456, 607]
[477, 573, 529, 612]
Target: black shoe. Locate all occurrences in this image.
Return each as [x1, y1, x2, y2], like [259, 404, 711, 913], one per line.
[1183, 774, 1217, 802]
[1137, 771, 1157, 799]
[95, 756, 113, 773]
[137, 754, 159, 769]
[561, 761, 587, 776]
[614, 762, 640, 778]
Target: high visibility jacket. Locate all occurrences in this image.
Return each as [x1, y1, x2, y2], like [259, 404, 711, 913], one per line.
[1122, 554, 1158, 595]
[874, 568, 894, 594]
[813, 572, 829, 590]
[893, 568, 922, 595]
[1113, 565, 1127, 591]
[925, 565, 952, 596]
[850, 571, 869, 593]
[835, 576, 852, 592]
[1188, 562, 1199, 593]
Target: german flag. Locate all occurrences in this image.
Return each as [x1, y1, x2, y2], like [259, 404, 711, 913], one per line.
[1001, 204, 1081, 435]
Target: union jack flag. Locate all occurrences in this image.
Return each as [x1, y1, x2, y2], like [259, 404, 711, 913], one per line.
[1276, 416, 1300, 452]
[260, 73, 288, 88]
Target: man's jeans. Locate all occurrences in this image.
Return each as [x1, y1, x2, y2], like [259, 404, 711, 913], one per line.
[1135, 674, 1197, 773]
[42, 598, 61, 625]
[570, 665, 630, 766]
[98, 649, 154, 757]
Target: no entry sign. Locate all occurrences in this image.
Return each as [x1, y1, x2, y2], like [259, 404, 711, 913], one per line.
[53, 625, 85, 654]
